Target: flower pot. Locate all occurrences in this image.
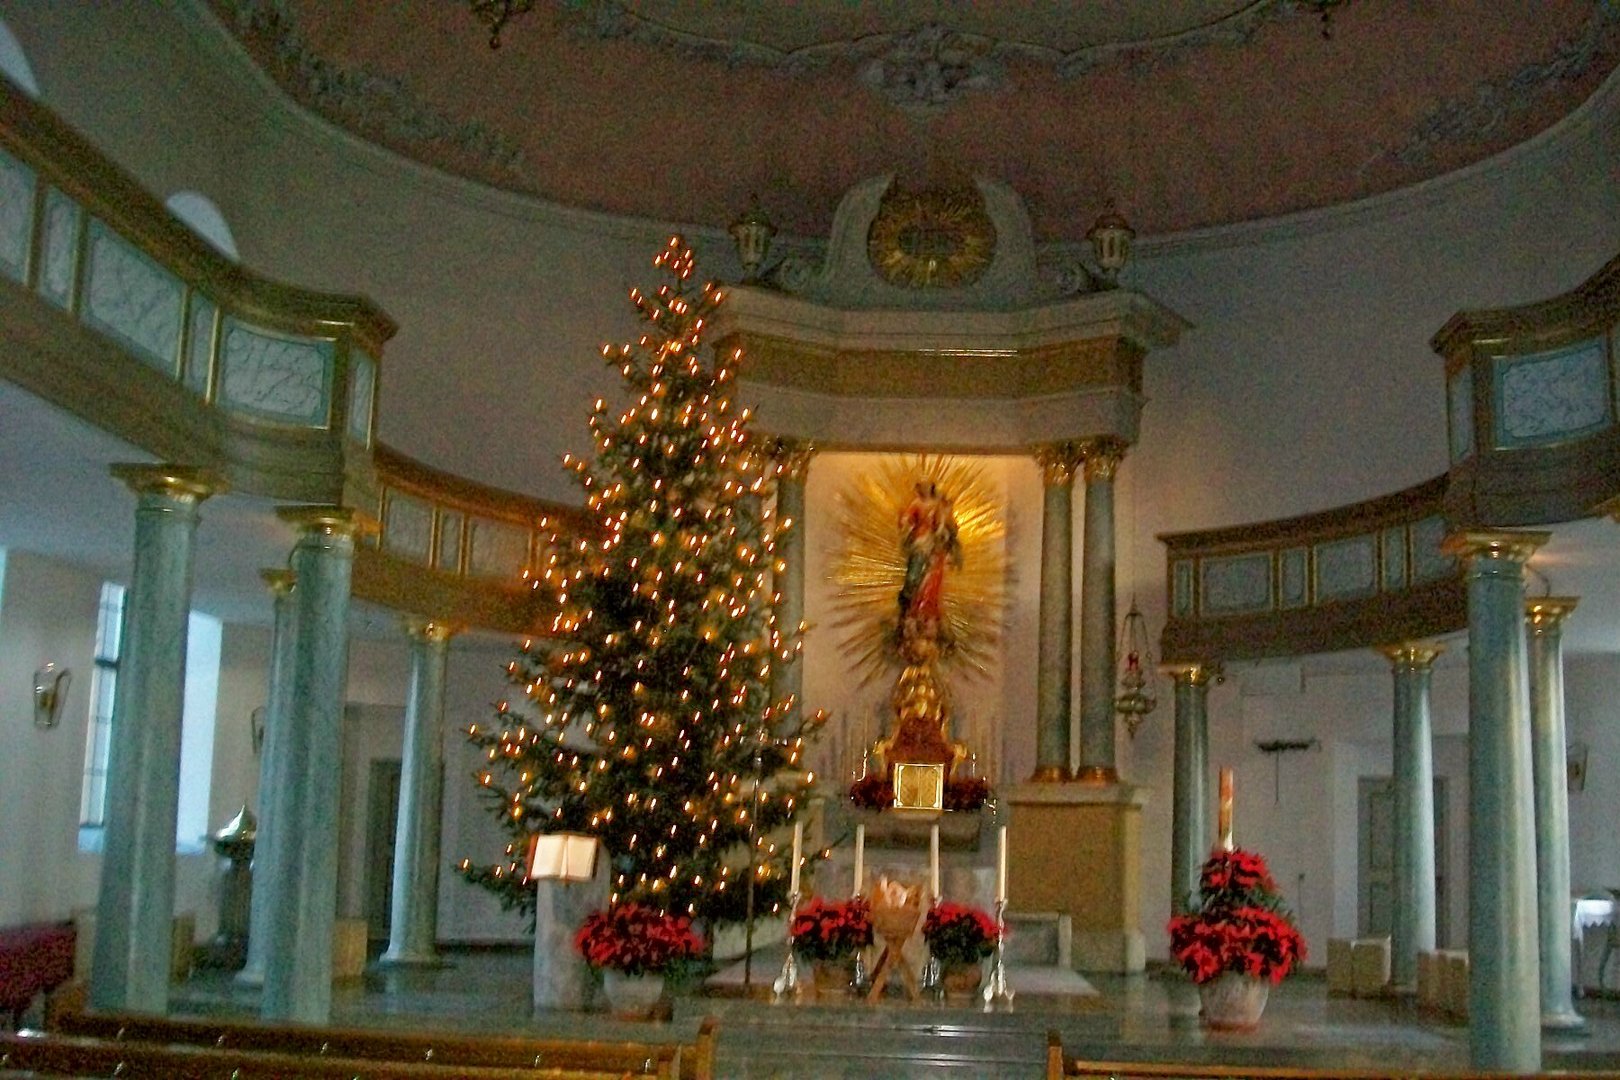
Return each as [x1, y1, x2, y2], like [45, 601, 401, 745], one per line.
[813, 957, 857, 998]
[1198, 972, 1270, 1030]
[601, 969, 665, 1019]
[942, 962, 983, 998]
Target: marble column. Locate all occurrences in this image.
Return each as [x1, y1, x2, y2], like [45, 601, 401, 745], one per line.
[261, 507, 371, 1024]
[1443, 529, 1548, 1074]
[1032, 443, 1081, 782]
[1526, 596, 1583, 1030]
[236, 568, 297, 987]
[91, 465, 222, 1014]
[1077, 437, 1127, 784]
[380, 618, 457, 968]
[1164, 661, 1214, 914]
[1377, 642, 1442, 993]
[769, 440, 814, 728]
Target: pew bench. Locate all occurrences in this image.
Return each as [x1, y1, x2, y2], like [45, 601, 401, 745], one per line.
[51, 1006, 716, 1080]
[0, 924, 74, 1028]
[1, 1030, 637, 1079]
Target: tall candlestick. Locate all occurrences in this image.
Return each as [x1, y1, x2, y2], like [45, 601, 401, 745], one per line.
[929, 822, 941, 900]
[1218, 767, 1234, 852]
[996, 824, 1008, 904]
[853, 824, 866, 897]
[789, 820, 803, 895]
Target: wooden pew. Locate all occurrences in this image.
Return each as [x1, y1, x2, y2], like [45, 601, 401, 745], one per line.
[52, 1007, 716, 1080]
[0, 924, 74, 1027]
[1045, 1030, 1620, 1080]
[1, 1031, 636, 1079]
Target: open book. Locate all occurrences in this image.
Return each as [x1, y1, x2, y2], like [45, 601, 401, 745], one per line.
[526, 832, 600, 882]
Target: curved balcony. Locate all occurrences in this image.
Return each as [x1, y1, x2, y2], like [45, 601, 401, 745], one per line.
[1435, 250, 1620, 527]
[1159, 477, 1464, 663]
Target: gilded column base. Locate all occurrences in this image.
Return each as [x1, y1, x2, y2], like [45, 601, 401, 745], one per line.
[1029, 764, 1072, 783]
[1074, 765, 1120, 785]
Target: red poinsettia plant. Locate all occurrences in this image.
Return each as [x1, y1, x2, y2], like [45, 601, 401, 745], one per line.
[574, 902, 705, 976]
[1167, 848, 1306, 985]
[922, 901, 1000, 966]
[790, 897, 874, 961]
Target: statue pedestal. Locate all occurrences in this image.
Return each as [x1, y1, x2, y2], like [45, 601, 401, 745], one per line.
[1006, 782, 1146, 974]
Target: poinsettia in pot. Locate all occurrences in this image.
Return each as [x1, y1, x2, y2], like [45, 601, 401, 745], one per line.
[922, 901, 999, 996]
[790, 897, 874, 996]
[574, 903, 705, 1018]
[1167, 848, 1307, 1030]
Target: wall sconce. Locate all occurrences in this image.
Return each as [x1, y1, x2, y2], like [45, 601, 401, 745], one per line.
[250, 706, 267, 756]
[729, 195, 777, 282]
[526, 832, 601, 883]
[1086, 206, 1135, 288]
[33, 663, 71, 728]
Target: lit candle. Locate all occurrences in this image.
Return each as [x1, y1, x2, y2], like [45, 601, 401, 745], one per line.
[853, 823, 866, 897]
[929, 822, 941, 900]
[789, 819, 803, 895]
[996, 825, 1008, 905]
[1218, 767, 1234, 852]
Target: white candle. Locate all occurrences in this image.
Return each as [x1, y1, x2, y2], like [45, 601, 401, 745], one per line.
[789, 819, 803, 895]
[853, 823, 866, 897]
[996, 825, 1008, 905]
[929, 822, 941, 900]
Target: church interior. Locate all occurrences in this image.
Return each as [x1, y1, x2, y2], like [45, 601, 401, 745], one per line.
[1, 2, 1620, 1077]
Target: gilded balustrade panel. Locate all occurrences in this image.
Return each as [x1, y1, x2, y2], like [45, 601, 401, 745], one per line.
[1434, 250, 1620, 526]
[1160, 477, 1463, 663]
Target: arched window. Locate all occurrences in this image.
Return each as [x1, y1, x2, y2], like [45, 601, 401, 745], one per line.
[0, 17, 39, 99]
[164, 191, 240, 263]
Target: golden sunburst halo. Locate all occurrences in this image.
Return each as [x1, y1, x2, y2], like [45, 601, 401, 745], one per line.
[828, 454, 1006, 684]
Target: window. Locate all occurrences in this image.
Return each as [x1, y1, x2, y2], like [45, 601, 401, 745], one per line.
[78, 582, 125, 827]
[76, 588, 221, 851]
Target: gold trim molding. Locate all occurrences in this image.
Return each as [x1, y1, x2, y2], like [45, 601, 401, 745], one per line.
[1376, 642, 1444, 670]
[1525, 596, 1579, 632]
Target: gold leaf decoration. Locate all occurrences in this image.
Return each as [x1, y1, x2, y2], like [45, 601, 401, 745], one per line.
[828, 454, 1006, 684]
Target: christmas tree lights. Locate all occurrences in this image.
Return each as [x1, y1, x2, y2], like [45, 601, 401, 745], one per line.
[460, 237, 823, 927]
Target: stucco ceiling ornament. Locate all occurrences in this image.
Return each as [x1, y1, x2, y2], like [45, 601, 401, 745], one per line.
[857, 24, 1002, 110]
[866, 183, 998, 290]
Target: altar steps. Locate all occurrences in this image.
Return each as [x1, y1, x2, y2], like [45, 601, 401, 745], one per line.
[676, 996, 1117, 1079]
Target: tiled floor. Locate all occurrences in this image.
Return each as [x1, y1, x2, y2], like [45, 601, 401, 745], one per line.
[171, 948, 1620, 1078]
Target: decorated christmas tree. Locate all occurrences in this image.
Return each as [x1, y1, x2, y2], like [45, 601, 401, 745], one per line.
[460, 237, 821, 928]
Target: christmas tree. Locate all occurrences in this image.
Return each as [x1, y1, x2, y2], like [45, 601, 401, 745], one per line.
[460, 237, 822, 928]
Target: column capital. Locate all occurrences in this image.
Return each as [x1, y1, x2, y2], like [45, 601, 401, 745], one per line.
[403, 617, 461, 643]
[766, 437, 816, 481]
[110, 463, 225, 503]
[275, 505, 380, 539]
[1078, 436, 1129, 482]
[1032, 441, 1083, 486]
[1440, 528, 1549, 565]
[1160, 660, 1218, 686]
[1377, 642, 1445, 670]
[1525, 596, 1579, 632]
[259, 568, 297, 597]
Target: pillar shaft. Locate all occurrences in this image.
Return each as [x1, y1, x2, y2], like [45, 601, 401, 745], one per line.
[1527, 597, 1582, 1029]
[1379, 643, 1442, 992]
[770, 442, 812, 727]
[1032, 444, 1079, 781]
[1077, 438, 1126, 783]
[261, 507, 370, 1024]
[1165, 663, 1213, 914]
[91, 466, 220, 1014]
[381, 619, 456, 966]
[237, 569, 297, 987]
[1444, 529, 1548, 1074]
